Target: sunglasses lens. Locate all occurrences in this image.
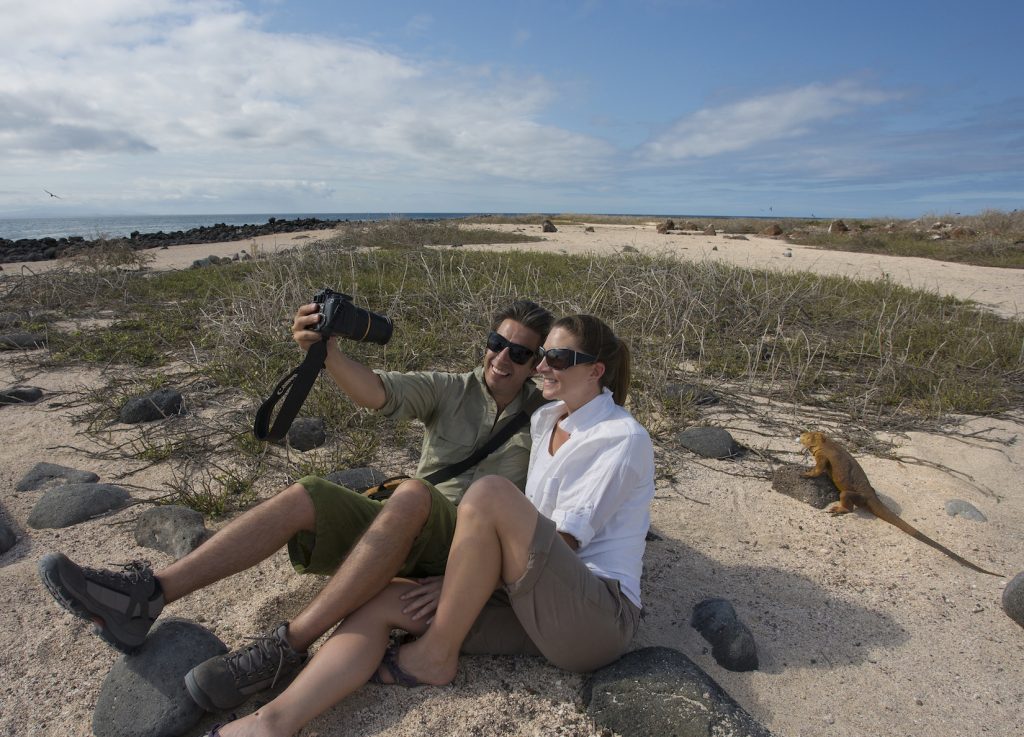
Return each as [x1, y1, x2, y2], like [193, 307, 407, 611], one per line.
[543, 349, 572, 370]
[487, 332, 533, 365]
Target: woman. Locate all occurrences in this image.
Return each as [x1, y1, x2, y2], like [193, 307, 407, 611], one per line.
[211, 315, 655, 737]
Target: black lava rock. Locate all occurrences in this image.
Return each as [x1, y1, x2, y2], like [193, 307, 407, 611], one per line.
[770, 464, 839, 509]
[691, 598, 760, 672]
[0, 516, 16, 554]
[92, 618, 227, 737]
[135, 506, 212, 559]
[0, 386, 43, 404]
[27, 483, 131, 529]
[676, 426, 742, 459]
[287, 417, 327, 452]
[324, 467, 387, 491]
[664, 383, 719, 406]
[583, 646, 774, 737]
[119, 388, 184, 423]
[16, 462, 100, 492]
[0, 333, 47, 350]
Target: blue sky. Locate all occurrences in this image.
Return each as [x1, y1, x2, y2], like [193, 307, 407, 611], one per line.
[1, 0, 1021, 218]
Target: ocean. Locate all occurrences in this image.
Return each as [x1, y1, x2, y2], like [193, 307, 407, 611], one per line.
[0, 213, 480, 241]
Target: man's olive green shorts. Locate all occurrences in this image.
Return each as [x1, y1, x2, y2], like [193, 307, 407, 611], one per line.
[287, 475, 457, 578]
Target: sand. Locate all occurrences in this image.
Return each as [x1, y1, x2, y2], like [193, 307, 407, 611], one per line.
[1, 222, 1022, 737]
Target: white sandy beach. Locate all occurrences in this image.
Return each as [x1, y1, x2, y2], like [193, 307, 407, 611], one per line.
[1, 222, 1022, 737]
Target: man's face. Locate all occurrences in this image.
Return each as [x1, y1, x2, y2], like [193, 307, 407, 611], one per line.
[483, 318, 543, 402]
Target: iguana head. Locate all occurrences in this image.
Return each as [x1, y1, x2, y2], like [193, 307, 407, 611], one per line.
[798, 431, 827, 450]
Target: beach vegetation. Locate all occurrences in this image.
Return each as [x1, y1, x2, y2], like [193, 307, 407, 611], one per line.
[1, 220, 1020, 515]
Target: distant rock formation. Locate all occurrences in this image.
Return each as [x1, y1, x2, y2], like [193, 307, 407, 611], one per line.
[0, 217, 345, 264]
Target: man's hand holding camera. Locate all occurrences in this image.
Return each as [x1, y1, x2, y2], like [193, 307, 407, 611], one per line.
[290, 289, 393, 410]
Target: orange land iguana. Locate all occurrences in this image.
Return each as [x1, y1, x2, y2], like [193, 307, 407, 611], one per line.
[798, 431, 1001, 577]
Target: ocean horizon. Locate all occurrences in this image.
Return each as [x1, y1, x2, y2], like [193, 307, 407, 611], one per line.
[0, 213, 486, 241]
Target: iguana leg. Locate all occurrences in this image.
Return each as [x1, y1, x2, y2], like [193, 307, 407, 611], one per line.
[802, 453, 828, 478]
[826, 494, 855, 516]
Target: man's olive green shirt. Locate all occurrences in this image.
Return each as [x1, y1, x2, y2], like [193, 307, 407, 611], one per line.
[374, 366, 540, 503]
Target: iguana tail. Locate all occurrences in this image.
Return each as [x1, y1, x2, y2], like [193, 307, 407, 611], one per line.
[864, 498, 1002, 577]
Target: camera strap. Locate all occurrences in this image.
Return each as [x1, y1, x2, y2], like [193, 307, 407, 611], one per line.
[252, 341, 327, 442]
[362, 392, 549, 500]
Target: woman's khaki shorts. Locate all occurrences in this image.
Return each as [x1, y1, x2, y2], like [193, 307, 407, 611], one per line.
[461, 515, 641, 673]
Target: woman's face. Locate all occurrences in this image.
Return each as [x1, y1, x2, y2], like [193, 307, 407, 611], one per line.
[536, 326, 603, 410]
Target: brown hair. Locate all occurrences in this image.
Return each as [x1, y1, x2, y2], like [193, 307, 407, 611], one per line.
[552, 314, 632, 405]
[491, 299, 554, 344]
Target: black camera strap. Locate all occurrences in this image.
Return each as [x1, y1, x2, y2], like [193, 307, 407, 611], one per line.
[253, 341, 327, 442]
[364, 394, 548, 500]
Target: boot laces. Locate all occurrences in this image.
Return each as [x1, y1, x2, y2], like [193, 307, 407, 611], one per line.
[90, 560, 154, 588]
[225, 630, 295, 688]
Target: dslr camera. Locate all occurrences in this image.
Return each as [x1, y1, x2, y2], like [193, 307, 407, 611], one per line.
[312, 288, 393, 345]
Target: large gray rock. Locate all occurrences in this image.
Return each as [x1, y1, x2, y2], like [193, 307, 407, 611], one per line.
[945, 499, 987, 522]
[1002, 571, 1024, 628]
[92, 618, 227, 737]
[27, 483, 131, 529]
[583, 647, 774, 737]
[324, 467, 387, 491]
[287, 417, 327, 451]
[771, 464, 839, 509]
[119, 388, 184, 423]
[676, 426, 742, 459]
[16, 462, 100, 492]
[135, 506, 211, 559]
[691, 598, 759, 672]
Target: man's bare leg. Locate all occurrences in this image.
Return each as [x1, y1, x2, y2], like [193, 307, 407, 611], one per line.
[285, 479, 433, 650]
[183, 478, 435, 712]
[155, 482, 317, 603]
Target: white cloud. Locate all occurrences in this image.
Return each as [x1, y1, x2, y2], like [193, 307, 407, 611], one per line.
[638, 81, 895, 162]
[0, 0, 611, 211]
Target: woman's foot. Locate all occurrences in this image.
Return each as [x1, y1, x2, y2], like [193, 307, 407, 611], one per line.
[373, 638, 458, 686]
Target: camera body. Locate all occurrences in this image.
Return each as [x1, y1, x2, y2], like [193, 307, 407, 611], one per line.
[312, 288, 393, 345]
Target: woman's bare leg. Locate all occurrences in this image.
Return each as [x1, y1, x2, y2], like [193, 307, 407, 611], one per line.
[391, 476, 540, 684]
[216, 580, 429, 737]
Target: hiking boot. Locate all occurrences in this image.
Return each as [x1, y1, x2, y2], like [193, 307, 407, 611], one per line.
[38, 552, 164, 653]
[185, 623, 308, 712]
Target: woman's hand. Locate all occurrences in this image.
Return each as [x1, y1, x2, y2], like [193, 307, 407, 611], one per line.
[400, 576, 444, 623]
[292, 303, 331, 352]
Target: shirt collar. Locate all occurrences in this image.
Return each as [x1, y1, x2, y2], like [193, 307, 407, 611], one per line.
[546, 387, 615, 433]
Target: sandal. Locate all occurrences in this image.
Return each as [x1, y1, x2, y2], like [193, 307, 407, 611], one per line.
[204, 713, 236, 736]
[369, 643, 423, 687]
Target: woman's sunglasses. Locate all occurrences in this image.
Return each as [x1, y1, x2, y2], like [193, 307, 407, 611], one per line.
[486, 331, 538, 365]
[537, 346, 598, 371]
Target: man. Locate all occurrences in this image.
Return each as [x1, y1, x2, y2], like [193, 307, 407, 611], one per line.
[39, 298, 553, 711]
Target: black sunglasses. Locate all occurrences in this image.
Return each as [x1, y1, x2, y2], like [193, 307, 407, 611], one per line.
[486, 331, 538, 365]
[537, 346, 598, 371]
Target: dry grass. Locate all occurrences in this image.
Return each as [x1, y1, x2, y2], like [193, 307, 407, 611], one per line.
[2, 221, 1021, 514]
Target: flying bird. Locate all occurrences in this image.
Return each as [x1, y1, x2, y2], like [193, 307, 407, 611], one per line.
[44, 189, 61, 199]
